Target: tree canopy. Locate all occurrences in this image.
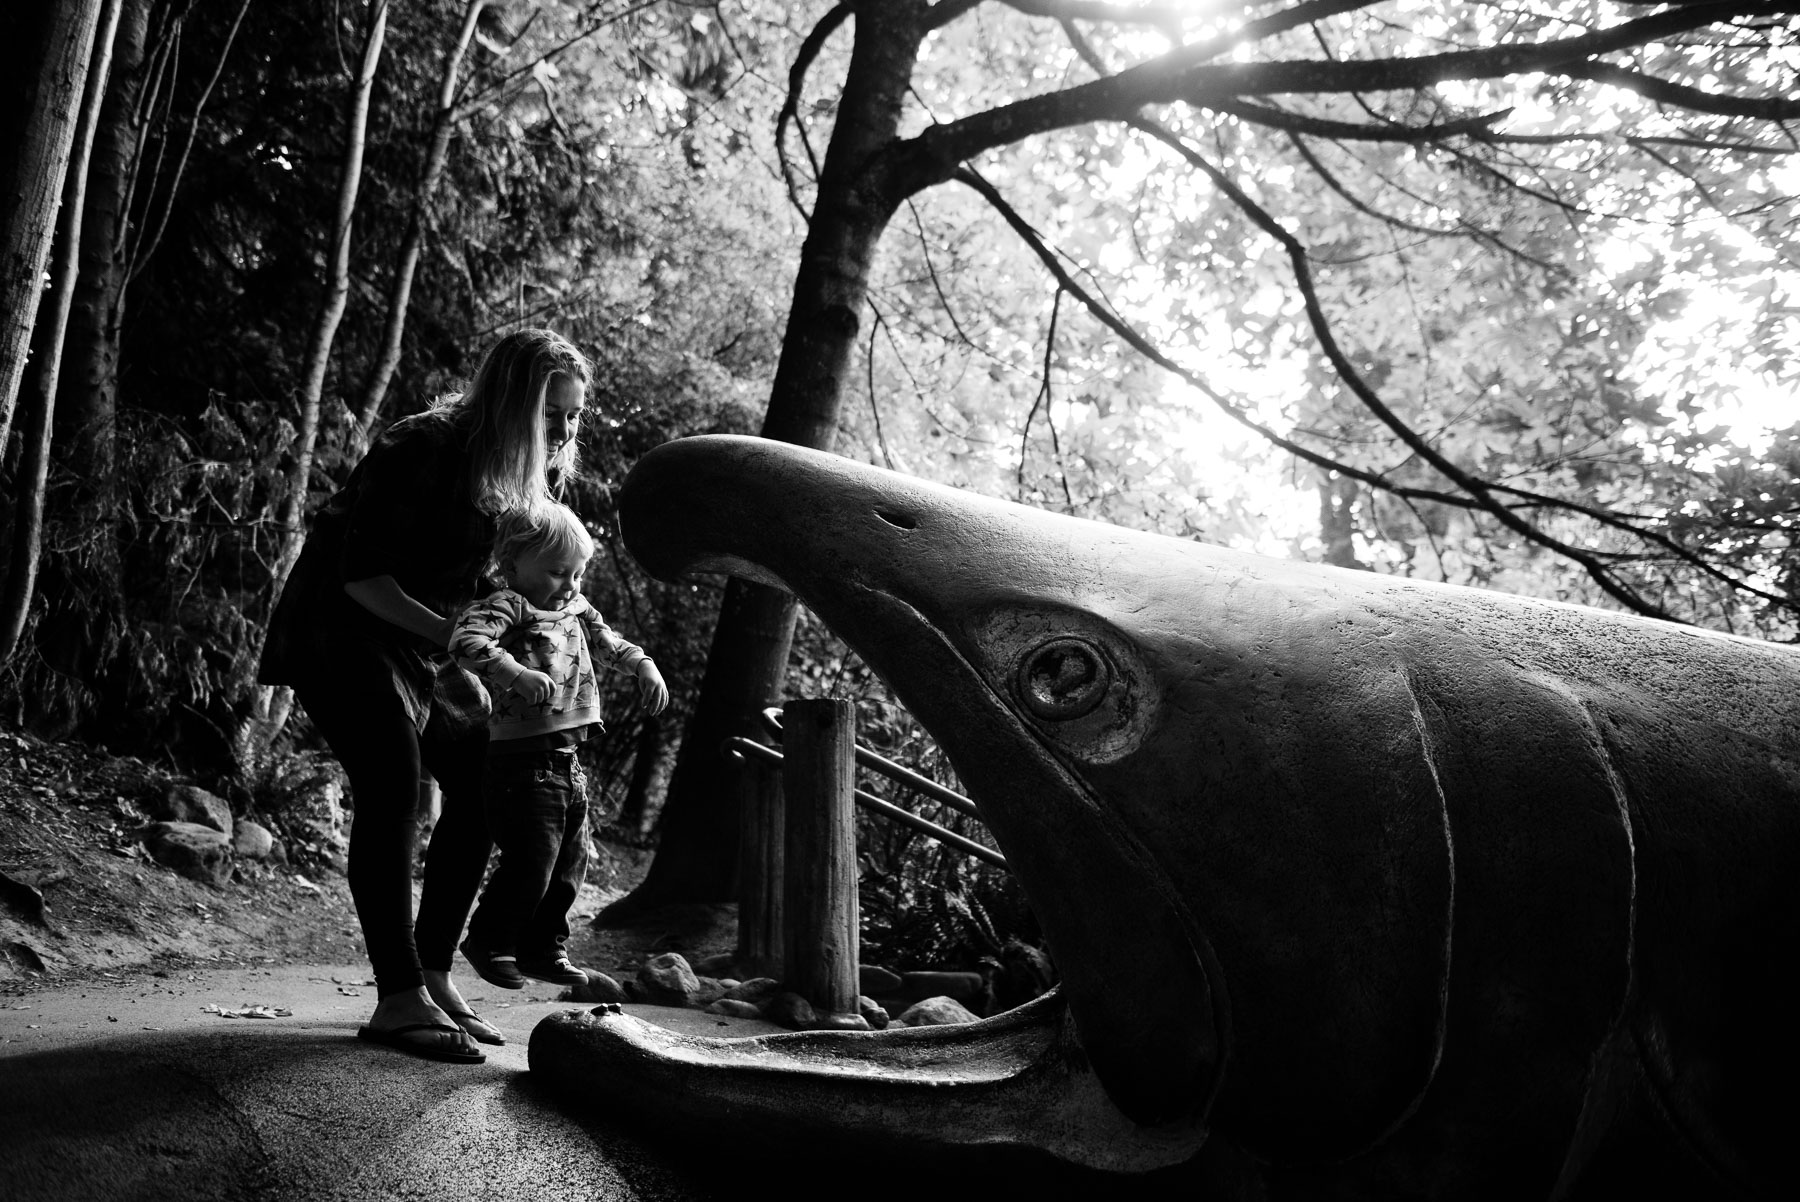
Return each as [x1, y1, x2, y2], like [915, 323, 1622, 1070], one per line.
[1, 0, 1794, 840]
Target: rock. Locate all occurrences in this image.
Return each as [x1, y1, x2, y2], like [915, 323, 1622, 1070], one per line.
[635, 952, 700, 1005]
[704, 998, 764, 1020]
[812, 1010, 871, 1031]
[899, 969, 988, 1005]
[857, 994, 890, 1030]
[231, 819, 275, 860]
[158, 784, 232, 834]
[691, 951, 737, 977]
[690, 975, 731, 1007]
[893, 996, 980, 1028]
[564, 969, 627, 1003]
[991, 937, 1058, 1013]
[719, 976, 781, 1006]
[859, 963, 902, 995]
[763, 991, 816, 1030]
[143, 822, 232, 887]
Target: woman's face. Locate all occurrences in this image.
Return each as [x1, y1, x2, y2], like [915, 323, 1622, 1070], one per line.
[543, 373, 587, 457]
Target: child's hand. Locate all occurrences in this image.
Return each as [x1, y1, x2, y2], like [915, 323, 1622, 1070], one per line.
[635, 660, 669, 715]
[512, 669, 555, 705]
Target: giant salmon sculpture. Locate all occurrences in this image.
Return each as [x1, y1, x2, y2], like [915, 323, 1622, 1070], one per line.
[531, 435, 1797, 1198]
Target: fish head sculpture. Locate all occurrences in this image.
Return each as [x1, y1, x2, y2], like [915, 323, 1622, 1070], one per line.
[531, 435, 1800, 1198]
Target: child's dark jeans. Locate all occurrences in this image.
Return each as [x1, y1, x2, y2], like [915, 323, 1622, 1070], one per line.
[466, 745, 589, 959]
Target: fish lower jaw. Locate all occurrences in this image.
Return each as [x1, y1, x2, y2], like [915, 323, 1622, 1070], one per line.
[527, 988, 1208, 1173]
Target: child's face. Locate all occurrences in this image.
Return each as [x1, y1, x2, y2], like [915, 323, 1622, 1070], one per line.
[504, 544, 588, 610]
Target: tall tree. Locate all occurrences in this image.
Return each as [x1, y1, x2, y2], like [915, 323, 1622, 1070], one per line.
[0, 0, 123, 664]
[615, 0, 1800, 912]
[0, 0, 108, 452]
[271, 0, 390, 591]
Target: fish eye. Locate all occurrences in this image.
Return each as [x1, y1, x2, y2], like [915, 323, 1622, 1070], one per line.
[1017, 637, 1110, 721]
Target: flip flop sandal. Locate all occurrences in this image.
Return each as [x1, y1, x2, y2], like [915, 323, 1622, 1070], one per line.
[356, 1021, 486, 1064]
[442, 1009, 506, 1046]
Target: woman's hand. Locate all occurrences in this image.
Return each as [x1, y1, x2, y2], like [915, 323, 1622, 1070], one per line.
[635, 660, 669, 715]
[512, 670, 556, 705]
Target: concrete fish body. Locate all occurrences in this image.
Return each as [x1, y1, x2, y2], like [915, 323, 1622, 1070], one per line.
[531, 436, 1798, 1199]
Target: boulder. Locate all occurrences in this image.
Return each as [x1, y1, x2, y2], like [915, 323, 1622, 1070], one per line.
[565, 969, 628, 1004]
[690, 976, 731, 1007]
[143, 822, 232, 887]
[857, 994, 890, 1030]
[892, 996, 980, 1028]
[158, 785, 232, 834]
[763, 991, 816, 1030]
[231, 819, 276, 860]
[858, 963, 903, 995]
[719, 976, 781, 1006]
[691, 952, 737, 977]
[635, 952, 700, 1005]
[991, 938, 1058, 1013]
[898, 969, 988, 1005]
[704, 998, 765, 1020]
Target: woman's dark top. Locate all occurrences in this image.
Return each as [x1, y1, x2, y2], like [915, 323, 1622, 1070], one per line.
[259, 412, 498, 730]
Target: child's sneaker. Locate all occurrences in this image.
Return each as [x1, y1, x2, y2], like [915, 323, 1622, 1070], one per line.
[460, 936, 526, 989]
[516, 953, 588, 987]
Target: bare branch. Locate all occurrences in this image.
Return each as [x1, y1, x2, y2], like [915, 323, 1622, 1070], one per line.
[131, 0, 250, 281]
[777, 3, 851, 219]
[1131, 114, 1678, 618]
[1565, 60, 1800, 121]
[951, 168, 1478, 513]
[864, 302, 897, 469]
[1216, 97, 1512, 141]
[927, 0, 987, 31]
[905, 197, 980, 350]
[996, 0, 1216, 26]
[897, 2, 1791, 192]
[1019, 287, 1070, 504]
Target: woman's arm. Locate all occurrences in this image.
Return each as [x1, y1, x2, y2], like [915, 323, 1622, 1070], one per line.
[344, 576, 453, 647]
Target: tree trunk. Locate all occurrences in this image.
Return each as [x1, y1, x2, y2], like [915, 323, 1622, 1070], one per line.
[271, 0, 389, 593]
[45, 0, 149, 595]
[604, 3, 929, 918]
[0, 0, 106, 453]
[231, 0, 387, 778]
[353, 0, 488, 438]
[0, 0, 121, 665]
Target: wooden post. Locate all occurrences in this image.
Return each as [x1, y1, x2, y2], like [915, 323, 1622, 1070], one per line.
[733, 751, 784, 979]
[781, 698, 862, 1024]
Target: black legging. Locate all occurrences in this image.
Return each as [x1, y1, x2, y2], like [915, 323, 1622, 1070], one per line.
[295, 648, 490, 997]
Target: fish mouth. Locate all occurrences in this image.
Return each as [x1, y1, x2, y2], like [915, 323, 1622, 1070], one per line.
[528, 435, 1222, 1170]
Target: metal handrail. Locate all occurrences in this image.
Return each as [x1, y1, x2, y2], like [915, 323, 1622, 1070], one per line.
[724, 735, 1008, 871]
[758, 706, 982, 820]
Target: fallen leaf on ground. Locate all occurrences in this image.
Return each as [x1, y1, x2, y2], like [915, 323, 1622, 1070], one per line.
[201, 1003, 293, 1019]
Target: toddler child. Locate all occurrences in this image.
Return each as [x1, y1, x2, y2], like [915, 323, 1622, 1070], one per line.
[450, 501, 669, 987]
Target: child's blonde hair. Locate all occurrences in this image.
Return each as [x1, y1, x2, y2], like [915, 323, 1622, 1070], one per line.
[494, 500, 595, 570]
[433, 328, 591, 512]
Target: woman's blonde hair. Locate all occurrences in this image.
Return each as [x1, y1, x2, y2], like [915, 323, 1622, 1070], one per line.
[433, 328, 590, 511]
[493, 500, 595, 569]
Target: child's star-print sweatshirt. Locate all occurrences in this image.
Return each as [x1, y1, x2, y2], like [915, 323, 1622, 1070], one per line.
[449, 589, 649, 743]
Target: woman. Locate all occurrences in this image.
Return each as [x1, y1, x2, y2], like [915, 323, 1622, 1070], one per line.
[260, 328, 590, 1062]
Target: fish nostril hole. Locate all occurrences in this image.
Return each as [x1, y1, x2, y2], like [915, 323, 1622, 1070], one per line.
[876, 509, 917, 530]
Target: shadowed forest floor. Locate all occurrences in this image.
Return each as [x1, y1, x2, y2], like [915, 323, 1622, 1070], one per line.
[0, 725, 732, 993]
